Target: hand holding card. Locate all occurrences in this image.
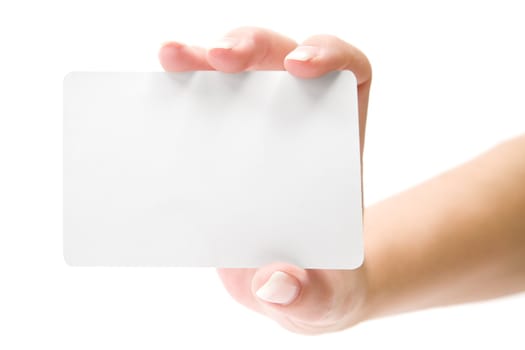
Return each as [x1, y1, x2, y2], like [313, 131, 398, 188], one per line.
[64, 27, 373, 335]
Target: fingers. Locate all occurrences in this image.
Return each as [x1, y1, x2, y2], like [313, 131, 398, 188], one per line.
[158, 41, 213, 71]
[159, 32, 371, 84]
[159, 27, 297, 73]
[206, 27, 297, 72]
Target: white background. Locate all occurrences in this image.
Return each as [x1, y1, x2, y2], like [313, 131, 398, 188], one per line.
[1, 0, 524, 349]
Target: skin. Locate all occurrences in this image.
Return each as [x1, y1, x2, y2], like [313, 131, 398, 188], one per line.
[158, 27, 525, 334]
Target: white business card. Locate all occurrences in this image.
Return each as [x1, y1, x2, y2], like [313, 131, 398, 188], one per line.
[63, 71, 363, 268]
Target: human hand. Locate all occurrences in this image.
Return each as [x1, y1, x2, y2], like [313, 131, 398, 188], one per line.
[158, 27, 372, 334]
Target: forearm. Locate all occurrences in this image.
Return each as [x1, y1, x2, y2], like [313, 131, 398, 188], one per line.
[361, 135, 525, 320]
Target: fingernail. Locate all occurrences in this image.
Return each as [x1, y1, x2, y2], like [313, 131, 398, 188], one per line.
[285, 46, 320, 62]
[255, 271, 300, 305]
[210, 37, 240, 50]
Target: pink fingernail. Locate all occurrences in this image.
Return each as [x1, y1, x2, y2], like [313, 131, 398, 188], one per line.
[210, 37, 240, 50]
[255, 271, 300, 305]
[285, 46, 320, 62]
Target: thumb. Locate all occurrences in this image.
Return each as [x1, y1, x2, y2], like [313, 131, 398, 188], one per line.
[251, 263, 347, 330]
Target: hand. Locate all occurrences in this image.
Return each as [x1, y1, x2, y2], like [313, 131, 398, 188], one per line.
[158, 27, 372, 334]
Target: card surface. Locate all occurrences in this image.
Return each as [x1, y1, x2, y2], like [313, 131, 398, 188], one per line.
[63, 71, 363, 268]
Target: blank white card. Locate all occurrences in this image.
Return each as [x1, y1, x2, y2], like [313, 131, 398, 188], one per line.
[63, 71, 363, 268]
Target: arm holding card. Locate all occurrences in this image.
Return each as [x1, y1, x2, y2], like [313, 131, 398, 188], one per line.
[159, 27, 525, 334]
